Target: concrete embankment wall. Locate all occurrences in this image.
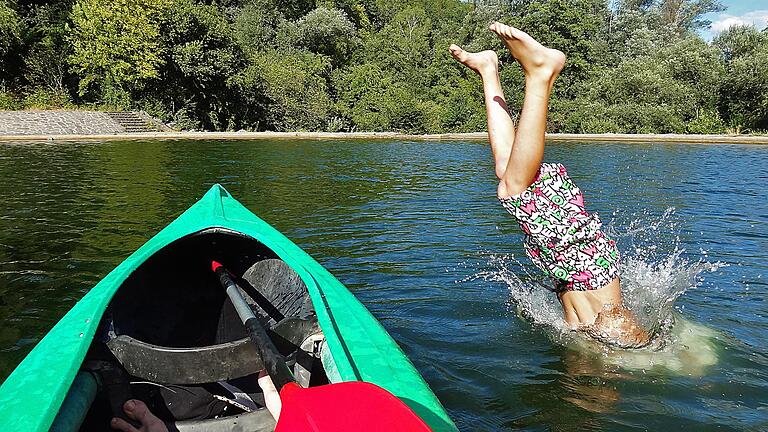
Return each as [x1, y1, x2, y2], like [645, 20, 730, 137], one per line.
[0, 111, 125, 135]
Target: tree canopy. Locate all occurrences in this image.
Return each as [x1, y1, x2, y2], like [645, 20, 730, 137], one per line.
[0, 0, 766, 133]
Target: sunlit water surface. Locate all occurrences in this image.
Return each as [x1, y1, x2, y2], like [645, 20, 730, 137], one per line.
[0, 139, 766, 430]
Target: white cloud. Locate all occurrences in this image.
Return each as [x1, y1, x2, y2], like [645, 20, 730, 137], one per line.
[711, 10, 768, 33]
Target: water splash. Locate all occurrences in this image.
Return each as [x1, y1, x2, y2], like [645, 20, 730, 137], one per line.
[471, 208, 725, 375]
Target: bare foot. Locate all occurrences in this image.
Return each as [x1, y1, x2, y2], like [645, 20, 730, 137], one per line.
[111, 399, 169, 432]
[488, 22, 565, 83]
[448, 44, 498, 77]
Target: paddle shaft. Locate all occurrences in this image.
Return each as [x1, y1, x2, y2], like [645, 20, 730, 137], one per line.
[213, 263, 295, 392]
[212, 261, 435, 431]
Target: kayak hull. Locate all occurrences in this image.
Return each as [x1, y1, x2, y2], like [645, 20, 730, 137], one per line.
[0, 184, 456, 432]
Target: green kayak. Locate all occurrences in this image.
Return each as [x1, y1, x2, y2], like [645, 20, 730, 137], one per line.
[0, 184, 456, 432]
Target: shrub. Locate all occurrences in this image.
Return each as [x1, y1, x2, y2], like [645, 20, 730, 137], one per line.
[0, 91, 20, 109]
[22, 87, 72, 109]
[687, 109, 726, 134]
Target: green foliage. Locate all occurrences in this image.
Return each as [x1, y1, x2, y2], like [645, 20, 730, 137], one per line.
[687, 109, 726, 134]
[24, 4, 72, 94]
[365, 7, 432, 83]
[67, 0, 171, 97]
[333, 62, 435, 133]
[266, 0, 315, 21]
[234, 3, 282, 56]
[713, 25, 768, 61]
[318, 0, 371, 33]
[0, 0, 764, 136]
[719, 48, 768, 132]
[657, 37, 724, 108]
[284, 7, 360, 64]
[0, 91, 21, 109]
[0, 0, 21, 58]
[713, 25, 768, 131]
[553, 99, 687, 134]
[554, 33, 727, 134]
[0, 0, 23, 87]
[152, 0, 245, 130]
[659, 0, 725, 36]
[235, 50, 333, 131]
[514, 0, 610, 95]
[22, 87, 72, 109]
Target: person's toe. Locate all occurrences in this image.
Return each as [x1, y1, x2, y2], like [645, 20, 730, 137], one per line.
[123, 399, 148, 421]
[113, 399, 168, 432]
[448, 44, 466, 60]
[111, 416, 139, 432]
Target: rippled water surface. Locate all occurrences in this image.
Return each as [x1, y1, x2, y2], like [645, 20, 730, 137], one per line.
[0, 139, 766, 430]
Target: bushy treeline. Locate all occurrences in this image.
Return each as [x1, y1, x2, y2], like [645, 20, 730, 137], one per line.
[0, 0, 766, 133]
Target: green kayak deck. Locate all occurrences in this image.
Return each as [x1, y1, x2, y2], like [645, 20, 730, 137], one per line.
[0, 184, 456, 432]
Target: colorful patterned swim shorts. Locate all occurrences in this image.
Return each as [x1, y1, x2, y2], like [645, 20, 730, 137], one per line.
[499, 163, 620, 292]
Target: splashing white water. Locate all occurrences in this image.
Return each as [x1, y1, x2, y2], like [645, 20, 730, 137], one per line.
[472, 208, 725, 375]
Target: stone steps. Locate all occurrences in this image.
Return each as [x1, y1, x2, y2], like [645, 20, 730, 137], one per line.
[106, 112, 168, 133]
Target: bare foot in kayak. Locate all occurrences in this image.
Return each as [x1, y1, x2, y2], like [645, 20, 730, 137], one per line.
[111, 399, 168, 432]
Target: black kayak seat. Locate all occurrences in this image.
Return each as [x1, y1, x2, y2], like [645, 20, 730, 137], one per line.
[107, 316, 320, 385]
[106, 258, 319, 385]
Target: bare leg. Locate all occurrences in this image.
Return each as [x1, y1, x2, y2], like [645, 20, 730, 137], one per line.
[488, 22, 565, 198]
[448, 45, 514, 183]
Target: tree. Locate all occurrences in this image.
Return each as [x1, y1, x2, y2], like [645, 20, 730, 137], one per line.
[0, 0, 22, 89]
[235, 49, 333, 131]
[24, 3, 72, 96]
[234, 2, 283, 57]
[67, 0, 171, 105]
[333, 62, 437, 133]
[553, 36, 726, 134]
[713, 24, 768, 61]
[0, 0, 20, 58]
[658, 0, 724, 36]
[364, 7, 432, 88]
[658, 36, 723, 109]
[510, 0, 611, 96]
[719, 50, 768, 131]
[277, 7, 360, 66]
[149, 0, 245, 130]
[715, 26, 768, 131]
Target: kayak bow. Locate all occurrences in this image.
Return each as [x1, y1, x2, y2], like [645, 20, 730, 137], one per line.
[0, 184, 456, 432]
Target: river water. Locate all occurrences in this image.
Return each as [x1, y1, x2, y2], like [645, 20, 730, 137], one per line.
[0, 139, 766, 430]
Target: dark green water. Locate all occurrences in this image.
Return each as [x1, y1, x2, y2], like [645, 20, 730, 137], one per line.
[0, 139, 766, 430]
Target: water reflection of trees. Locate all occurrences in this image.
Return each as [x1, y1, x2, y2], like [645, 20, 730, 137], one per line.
[0, 143, 94, 378]
[0, 140, 178, 379]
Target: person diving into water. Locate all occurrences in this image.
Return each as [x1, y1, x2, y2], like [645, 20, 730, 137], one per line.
[450, 22, 649, 348]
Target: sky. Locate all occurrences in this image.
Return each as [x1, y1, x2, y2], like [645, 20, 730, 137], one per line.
[701, 0, 768, 40]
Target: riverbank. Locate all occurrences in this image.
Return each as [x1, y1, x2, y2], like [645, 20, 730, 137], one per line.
[1, 130, 768, 144]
